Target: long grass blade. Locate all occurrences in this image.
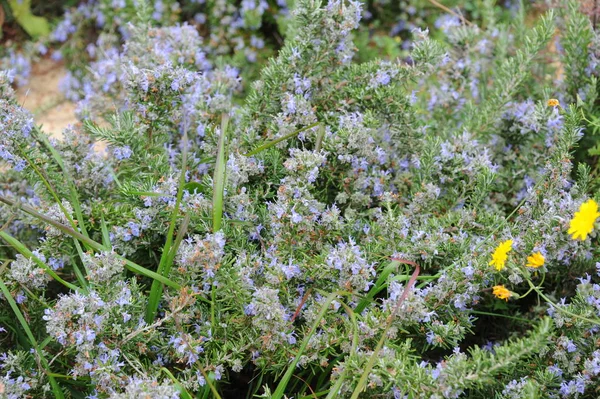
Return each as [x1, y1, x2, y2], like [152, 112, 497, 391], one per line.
[212, 113, 229, 232]
[244, 122, 319, 157]
[161, 368, 194, 399]
[354, 260, 400, 314]
[271, 291, 339, 399]
[146, 129, 190, 323]
[0, 231, 79, 291]
[0, 276, 65, 398]
[350, 261, 420, 399]
[36, 128, 91, 239]
[0, 195, 181, 289]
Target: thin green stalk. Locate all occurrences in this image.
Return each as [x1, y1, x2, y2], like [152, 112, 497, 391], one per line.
[470, 310, 533, 323]
[100, 217, 112, 249]
[354, 261, 436, 314]
[355, 260, 401, 314]
[211, 286, 216, 331]
[271, 291, 339, 399]
[20, 136, 93, 270]
[0, 195, 181, 289]
[244, 122, 320, 157]
[212, 114, 229, 232]
[176, 331, 222, 399]
[71, 240, 90, 292]
[20, 285, 51, 307]
[315, 124, 326, 152]
[527, 280, 600, 325]
[517, 270, 545, 300]
[351, 262, 420, 399]
[0, 231, 79, 291]
[324, 302, 359, 399]
[161, 368, 194, 399]
[34, 127, 91, 241]
[0, 277, 65, 398]
[145, 129, 190, 323]
[19, 149, 78, 232]
[69, 254, 89, 293]
[196, 365, 221, 399]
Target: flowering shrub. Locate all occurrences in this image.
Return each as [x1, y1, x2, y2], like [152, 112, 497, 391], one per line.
[2, 0, 600, 398]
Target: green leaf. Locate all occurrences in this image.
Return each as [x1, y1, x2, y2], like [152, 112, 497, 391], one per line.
[271, 291, 340, 399]
[145, 128, 190, 323]
[183, 182, 203, 194]
[0, 231, 79, 291]
[212, 114, 229, 232]
[8, 0, 50, 38]
[0, 195, 181, 290]
[161, 368, 194, 399]
[244, 122, 319, 157]
[0, 276, 64, 398]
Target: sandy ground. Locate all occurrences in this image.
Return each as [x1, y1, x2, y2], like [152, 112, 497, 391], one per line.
[15, 58, 78, 138]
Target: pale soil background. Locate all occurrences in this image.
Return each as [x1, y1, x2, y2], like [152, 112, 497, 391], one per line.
[15, 58, 77, 138]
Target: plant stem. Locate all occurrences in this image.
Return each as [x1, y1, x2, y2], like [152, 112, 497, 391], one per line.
[0, 277, 65, 398]
[212, 113, 229, 232]
[146, 128, 190, 323]
[527, 280, 600, 325]
[244, 122, 319, 157]
[0, 195, 181, 289]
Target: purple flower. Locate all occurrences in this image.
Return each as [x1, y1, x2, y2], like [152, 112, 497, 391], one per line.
[548, 365, 563, 377]
[426, 330, 436, 344]
[559, 377, 586, 396]
[113, 146, 133, 160]
[280, 259, 301, 279]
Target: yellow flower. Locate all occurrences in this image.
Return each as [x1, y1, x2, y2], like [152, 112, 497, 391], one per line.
[547, 98, 559, 107]
[492, 285, 511, 301]
[489, 239, 513, 271]
[526, 252, 545, 268]
[568, 199, 600, 241]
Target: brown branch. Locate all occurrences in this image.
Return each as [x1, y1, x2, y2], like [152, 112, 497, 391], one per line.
[388, 258, 421, 321]
[426, 0, 473, 26]
[291, 288, 312, 323]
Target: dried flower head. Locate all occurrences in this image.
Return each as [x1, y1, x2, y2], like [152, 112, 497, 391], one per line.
[568, 199, 600, 240]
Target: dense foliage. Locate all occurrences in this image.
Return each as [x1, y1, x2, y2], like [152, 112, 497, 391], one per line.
[1, 0, 600, 398]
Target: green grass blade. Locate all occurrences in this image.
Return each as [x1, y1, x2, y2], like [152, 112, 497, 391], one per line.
[145, 129, 190, 323]
[314, 124, 326, 152]
[0, 231, 79, 291]
[100, 217, 112, 250]
[350, 263, 420, 399]
[161, 368, 194, 399]
[35, 126, 91, 241]
[271, 291, 339, 399]
[354, 260, 400, 314]
[70, 240, 90, 293]
[324, 302, 358, 399]
[0, 195, 181, 289]
[212, 114, 229, 232]
[0, 277, 65, 398]
[244, 122, 319, 157]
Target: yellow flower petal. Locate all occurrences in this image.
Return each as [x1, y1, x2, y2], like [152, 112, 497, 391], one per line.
[526, 252, 545, 268]
[489, 239, 513, 271]
[568, 199, 600, 241]
[493, 285, 511, 301]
